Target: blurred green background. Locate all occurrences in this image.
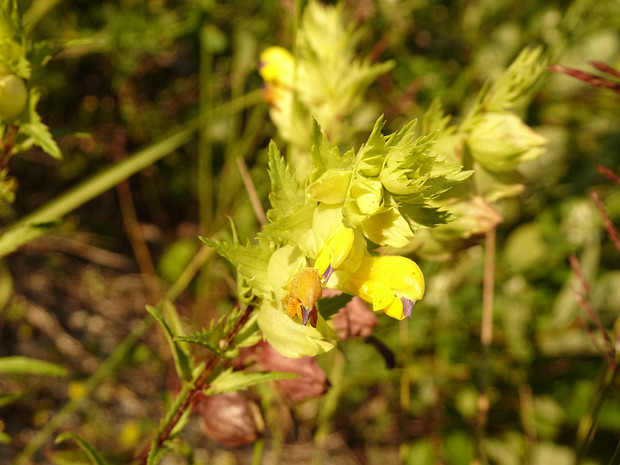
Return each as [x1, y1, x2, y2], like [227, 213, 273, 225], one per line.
[1, 0, 619, 464]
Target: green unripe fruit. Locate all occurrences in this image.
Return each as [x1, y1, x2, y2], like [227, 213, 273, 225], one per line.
[0, 74, 28, 120]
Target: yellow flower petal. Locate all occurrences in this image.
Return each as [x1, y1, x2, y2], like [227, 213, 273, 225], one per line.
[259, 46, 295, 87]
[344, 255, 424, 319]
[314, 226, 355, 280]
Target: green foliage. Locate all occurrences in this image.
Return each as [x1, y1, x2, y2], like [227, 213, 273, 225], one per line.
[1, 0, 620, 464]
[54, 433, 109, 465]
[145, 304, 193, 381]
[0, 355, 67, 376]
[205, 367, 298, 395]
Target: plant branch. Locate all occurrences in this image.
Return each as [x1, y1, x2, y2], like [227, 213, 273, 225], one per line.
[476, 227, 496, 464]
[135, 302, 256, 465]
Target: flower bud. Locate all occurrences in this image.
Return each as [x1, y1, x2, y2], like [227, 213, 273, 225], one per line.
[467, 112, 546, 172]
[258, 46, 295, 88]
[258, 342, 328, 401]
[0, 74, 27, 120]
[197, 393, 262, 448]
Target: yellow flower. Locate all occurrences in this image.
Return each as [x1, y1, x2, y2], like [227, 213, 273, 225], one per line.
[343, 255, 425, 320]
[258, 46, 295, 88]
[314, 225, 355, 282]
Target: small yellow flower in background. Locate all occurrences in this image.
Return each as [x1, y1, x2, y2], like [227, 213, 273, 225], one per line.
[344, 255, 425, 320]
[282, 267, 323, 327]
[258, 46, 295, 88]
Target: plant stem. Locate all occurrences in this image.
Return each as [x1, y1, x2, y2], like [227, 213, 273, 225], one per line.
[136, 302, 256, 464]
[476, 227, 496, 464]
[607, 437, 620, 465]
[576, 357, 619, 460]
[198, 26, 214, 236]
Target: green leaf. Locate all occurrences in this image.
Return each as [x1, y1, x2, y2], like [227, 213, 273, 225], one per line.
[310, 119, 352, 182]
[259, 203, 316, 255]
[200, 236, 273, 300]
[175, 330, 230, 358]
[145, 305, 192, 381]
[317, 292, 353, 320]
[266, 141, 305, 222]
[176, 305, 259, 358]
[55, 432, 109, 465]
[206, 367, 299, 395]
[353, 116, 388, 177]
[257, 301, 335, 358]
[0, 356, 67, 376]
[15, 89, 62, 159]
[398, 203, 454, 232]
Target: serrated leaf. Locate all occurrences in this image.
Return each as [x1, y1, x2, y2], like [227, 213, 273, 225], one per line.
[0, 356, 67, 376]
[55, 432, 109, 465]
[266, 140, 305, 221]
[310, 119, 351, 181]
[353, 116, 388, 177]
[259, 203, 316, 255]
[145, 305, 192, 380]
[200, 236, 273, 300]
[0, 39, 31, 78]
[16, 89, 62, 159]
[175, 330, 229, 358]
[399, 203, 454, 231]
[206, 367, 299, 395]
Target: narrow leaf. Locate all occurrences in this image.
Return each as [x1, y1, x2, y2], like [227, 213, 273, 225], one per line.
[0, 356, 67, 376]
[145, 305, 192, 381]
[55, 432, 108, 465]
[206, 367, 299, 395]
[175, 331, 229, 358]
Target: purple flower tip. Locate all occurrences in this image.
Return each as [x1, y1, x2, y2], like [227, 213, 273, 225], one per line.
[322, 264, 335, 283]
[401, 297, 415, 319]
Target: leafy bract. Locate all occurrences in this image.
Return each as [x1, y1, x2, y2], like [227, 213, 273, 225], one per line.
[309, 119, 353, 182]
[266, 141, 305, 222]
[257, 301, 335, 358]
[200, 236, 273, 301]
[15, 89, 62, 159]
[259, 203, 316, 255]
